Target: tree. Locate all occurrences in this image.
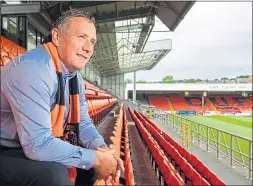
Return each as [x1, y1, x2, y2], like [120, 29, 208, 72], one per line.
[136, 80, 147, 83]
[195, 78, 202, 83]
[182, 78, 202, 83]
[237, 75, 250, 78]
[184, 79, 196, 83]
[162, 75, 174, 83]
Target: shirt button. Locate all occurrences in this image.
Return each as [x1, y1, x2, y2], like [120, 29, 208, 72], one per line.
[82, 165, 86, 169]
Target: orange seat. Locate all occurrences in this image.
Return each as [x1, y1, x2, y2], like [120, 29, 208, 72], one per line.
[1, 56, 11, 66]
[0, 36, 26, 67]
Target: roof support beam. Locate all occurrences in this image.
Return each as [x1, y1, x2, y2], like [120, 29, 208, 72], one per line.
[95, 7, 154, 23]
[1, 2, 41, 15]
[102, 65, 150, 77]
[135, 16, 154, 53]
[97, 23, 143, 33]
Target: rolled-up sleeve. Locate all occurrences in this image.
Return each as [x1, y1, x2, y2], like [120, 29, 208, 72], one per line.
[1, 60, 96, 170]
[77, 73, 106, 150]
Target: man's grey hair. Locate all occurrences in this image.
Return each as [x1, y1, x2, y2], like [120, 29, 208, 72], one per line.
[52, 9, 96, 32]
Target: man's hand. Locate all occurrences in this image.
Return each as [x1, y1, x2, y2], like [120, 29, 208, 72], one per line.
[93, 150, 118, 182]
[96, 144, 125, 184]
[113, 157, 124, 183]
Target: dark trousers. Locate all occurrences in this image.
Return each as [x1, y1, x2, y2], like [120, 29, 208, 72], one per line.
[0, 146, 98, 186]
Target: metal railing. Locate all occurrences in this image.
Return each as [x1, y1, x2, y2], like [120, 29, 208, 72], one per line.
[139, 106, 253, 179]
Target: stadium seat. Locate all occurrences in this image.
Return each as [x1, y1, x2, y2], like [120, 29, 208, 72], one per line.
[189, 154, 201, 170]
[170, 172, 185, 186]
[209, 170, 226, 186]
[202, 178, 211, 185]
[0, 36, 27, 67]
[191, 168, 202, 185]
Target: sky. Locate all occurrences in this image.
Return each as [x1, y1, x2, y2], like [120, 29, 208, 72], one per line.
[124, 2, 252, 82]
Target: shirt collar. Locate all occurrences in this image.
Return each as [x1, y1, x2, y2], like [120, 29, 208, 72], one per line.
[60, 60, 77, 79]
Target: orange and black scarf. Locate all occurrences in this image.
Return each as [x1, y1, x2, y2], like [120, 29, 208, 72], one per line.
[43, 42, 80, 182]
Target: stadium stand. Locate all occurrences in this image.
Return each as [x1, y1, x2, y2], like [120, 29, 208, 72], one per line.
[1, 36, 26, 67]
[169, 95, 215, 112]
[2, 2, 251, 184]
[209, 95, 252, 113]
[146, 94, 252, 113]
[231, 95, 252, 112]
[128, 107, 226, 186]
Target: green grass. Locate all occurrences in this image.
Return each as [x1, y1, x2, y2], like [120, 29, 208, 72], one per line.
[171, 115, 252, 164]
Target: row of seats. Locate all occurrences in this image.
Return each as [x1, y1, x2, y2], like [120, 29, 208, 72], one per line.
[148, 95, 252, 112]
[1, 36, 26, 66]
[87, 99, 117, 126]
[138, 112, 226, 186]
[123, 108, 135, 185]
[129, 108, 226, 186]
[94, 104, 134, 186]
[85, 80, 112, 99]
[128, 107, 185, 185]
[136, 110, 197, 185]
[94, 104, 124, 185]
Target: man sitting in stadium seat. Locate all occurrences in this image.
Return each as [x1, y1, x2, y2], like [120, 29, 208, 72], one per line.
[0, 9, 124, 186]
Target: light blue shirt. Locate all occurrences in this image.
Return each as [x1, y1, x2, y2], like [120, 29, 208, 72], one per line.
[0, 45, 106, 170]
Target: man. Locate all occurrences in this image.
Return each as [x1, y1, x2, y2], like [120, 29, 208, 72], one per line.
[0, 9, 124, 186]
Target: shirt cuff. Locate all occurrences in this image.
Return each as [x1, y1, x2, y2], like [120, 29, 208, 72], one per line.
[88, 137, 106, 150]
[77, 148, 96, 170]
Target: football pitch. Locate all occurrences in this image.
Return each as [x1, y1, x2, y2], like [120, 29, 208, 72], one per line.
[183, 115, 252, 163]
[186, 115, 252, 139]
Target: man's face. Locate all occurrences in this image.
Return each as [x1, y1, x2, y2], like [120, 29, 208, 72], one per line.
[52, 17, 96, 72]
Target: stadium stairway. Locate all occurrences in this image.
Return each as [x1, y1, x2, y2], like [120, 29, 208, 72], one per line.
[125, 109, 160, 185]
[167, 97, 175, 111]
[206, 97, 218, 112]
[148, 117, 252, 185]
